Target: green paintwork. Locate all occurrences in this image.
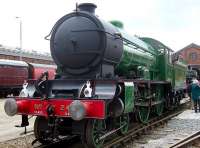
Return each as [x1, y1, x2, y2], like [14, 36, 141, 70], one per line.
[157, 54, 167, 80]
[109, 27, 187, 124]
[137, 87, 151, 123]
[138, 106, 150, 123]
[110, 20, 124, 29]
[142, 37, 187, 89]
[173, 61, 187, 90]
[124, 82, 134, 113]
[119, 114, 129, 134]
[137, 66, 150, 80]
[115, 31, 157, 77]
[140, 37, 173, 52]
[166, 64, 174, 84]
[90, 119, 105, 148]
[155, 86, 164, 116]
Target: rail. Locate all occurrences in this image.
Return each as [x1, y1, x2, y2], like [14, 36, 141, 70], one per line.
[170, 131, 200, 148]
[104, 110, 185, 148]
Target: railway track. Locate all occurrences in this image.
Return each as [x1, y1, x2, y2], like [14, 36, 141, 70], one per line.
[1, 100, 190, 148]
[103, 98, 190, 148]
[170, 131, 200, 148]
[35, 135, 81, 148]
[104, 110, 185, 148]
[36, 105, 188, 148]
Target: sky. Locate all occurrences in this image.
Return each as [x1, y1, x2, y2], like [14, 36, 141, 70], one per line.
[0, 0, 200, 53]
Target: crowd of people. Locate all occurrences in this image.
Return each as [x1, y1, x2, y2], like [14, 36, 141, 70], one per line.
[188, 78, 200, 113]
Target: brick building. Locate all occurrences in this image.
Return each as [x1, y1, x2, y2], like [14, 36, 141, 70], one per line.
[175, 43, 200, 65]
[0, 44, 54, 65]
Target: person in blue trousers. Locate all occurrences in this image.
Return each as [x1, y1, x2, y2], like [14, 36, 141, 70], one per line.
[191, 79, 200, 113]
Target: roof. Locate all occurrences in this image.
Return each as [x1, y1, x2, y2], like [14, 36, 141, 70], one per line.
[29, 63, 56, 69]
[175, 43, 200, 54]
[0, 45, 53, 61]
[0, 59, 28, 67]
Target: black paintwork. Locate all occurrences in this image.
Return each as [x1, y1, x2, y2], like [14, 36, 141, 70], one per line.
[50, 3, 123, 78]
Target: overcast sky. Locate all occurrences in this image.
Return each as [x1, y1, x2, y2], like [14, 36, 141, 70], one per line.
[0, 0, 200, 52]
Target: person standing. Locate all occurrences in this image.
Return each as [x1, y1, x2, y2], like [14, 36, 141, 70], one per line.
[191, 79, 200, 113]
[187, 79, 193, 109]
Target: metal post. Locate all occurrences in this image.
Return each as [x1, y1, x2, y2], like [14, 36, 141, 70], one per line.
[16, 17, 22, 60]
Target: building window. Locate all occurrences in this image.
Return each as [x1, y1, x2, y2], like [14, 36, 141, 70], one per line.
[189, 52, 198, 61]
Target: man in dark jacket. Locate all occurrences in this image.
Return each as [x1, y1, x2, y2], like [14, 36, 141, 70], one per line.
[187, 80, 193, 109]
[191, 79, 200, 113]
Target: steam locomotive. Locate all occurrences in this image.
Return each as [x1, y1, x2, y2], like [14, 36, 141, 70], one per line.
[4, 3, 187, 148]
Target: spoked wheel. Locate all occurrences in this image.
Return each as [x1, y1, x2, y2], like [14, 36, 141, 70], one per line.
[118, 114, 129, 135]
[138, 106, 150, 124]
[156, 101, 164, 116]
[34, 116, 51, 144]
[83, 119, 106, 148]
[155, 88, 164, 116]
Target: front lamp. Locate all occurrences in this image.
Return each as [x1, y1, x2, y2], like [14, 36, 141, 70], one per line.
[68, 100, 86, 121]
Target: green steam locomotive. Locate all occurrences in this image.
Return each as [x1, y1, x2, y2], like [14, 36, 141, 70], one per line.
[4, 3, 187, 148]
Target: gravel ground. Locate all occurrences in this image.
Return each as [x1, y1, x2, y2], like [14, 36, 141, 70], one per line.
[126, 109, 200, 148]
[0, 99, 36, 148]
[0, 99, 35, 142]
[0, 134, 37, 148]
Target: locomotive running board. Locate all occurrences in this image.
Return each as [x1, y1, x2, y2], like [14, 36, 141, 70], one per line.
[99, 125, 125, 141]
